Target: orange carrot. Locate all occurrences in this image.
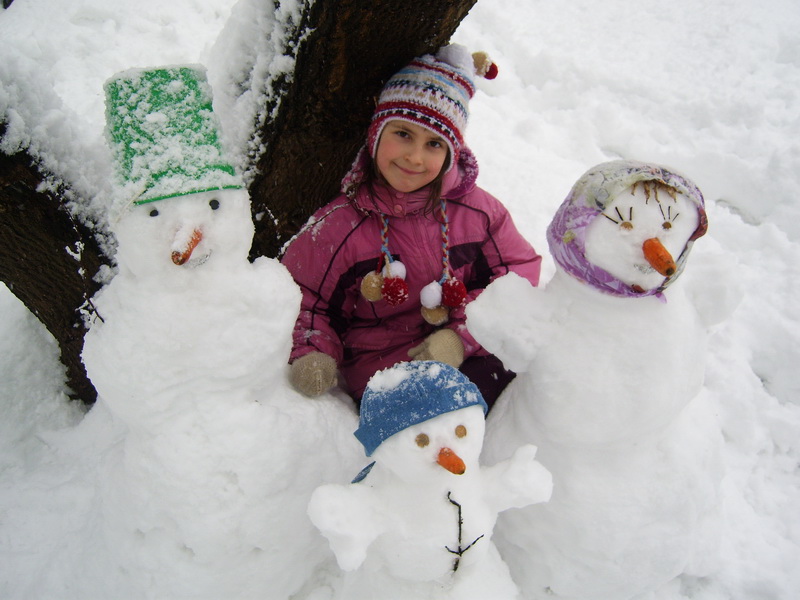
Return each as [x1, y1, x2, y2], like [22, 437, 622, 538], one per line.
[642, 238, 676, 276]
[171, 229, 203, 265]
[437, 447, 466, 475]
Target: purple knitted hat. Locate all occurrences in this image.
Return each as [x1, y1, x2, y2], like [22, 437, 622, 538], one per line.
[547, 160, 708, 298]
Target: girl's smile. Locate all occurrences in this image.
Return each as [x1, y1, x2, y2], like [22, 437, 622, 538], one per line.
[375, 120, 449, 193]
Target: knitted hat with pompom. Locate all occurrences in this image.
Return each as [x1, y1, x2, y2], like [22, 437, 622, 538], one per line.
[366, 44, 497, 172]
[354, 361, 487, 457]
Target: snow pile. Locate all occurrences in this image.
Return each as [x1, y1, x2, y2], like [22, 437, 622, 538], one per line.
[1, 0, 799, 599]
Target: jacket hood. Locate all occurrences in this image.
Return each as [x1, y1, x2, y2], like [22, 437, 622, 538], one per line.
[547, 160, 708, 298]
[340, 145, 480, 213]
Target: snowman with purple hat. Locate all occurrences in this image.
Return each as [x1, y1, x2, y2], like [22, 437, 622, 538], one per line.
[307, 360, 552, 600]
[82, 64, 361, 598]
[467, 160, 736, 599]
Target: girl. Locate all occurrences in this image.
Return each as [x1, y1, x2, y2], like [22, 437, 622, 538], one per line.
[281, 44, 541, 408]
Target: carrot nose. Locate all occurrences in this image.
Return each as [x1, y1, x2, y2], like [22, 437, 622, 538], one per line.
[642, 238, 676, 277]
[437, 447, 466, 475]
[171, 228, 203, 265]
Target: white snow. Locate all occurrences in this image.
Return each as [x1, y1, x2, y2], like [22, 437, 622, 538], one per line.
[1, 0, 799, 599]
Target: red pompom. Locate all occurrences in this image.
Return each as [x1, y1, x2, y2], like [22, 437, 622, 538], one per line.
[382, 277, 409, 307]
[484, 62, 499, 80]
[441, 278, 467, 308]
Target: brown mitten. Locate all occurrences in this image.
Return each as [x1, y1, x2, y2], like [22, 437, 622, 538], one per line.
[408, 329, 465, 368]
[290, 352, 338, 397]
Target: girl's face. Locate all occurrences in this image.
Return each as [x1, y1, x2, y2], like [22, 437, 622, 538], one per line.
[375, 120, 449, 193]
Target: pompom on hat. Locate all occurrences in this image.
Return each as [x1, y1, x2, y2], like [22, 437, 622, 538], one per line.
[366, 44, 497, 173]
[354, 361, 487, 457]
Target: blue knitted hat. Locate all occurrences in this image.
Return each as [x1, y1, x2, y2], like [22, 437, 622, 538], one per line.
[355, 361, 487, 456]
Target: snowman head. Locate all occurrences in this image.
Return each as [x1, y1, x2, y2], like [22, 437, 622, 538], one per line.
[355, 362, 488, 480]
[547, 161, 708, 297]
[104, 65, 254, 280]
[113, 188, 253, 280]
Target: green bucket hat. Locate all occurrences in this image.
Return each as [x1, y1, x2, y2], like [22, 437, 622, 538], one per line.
[104, 64, 242, 205]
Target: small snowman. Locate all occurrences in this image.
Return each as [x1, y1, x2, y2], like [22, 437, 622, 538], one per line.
[467, 161, 729, 599]
[307, 361, 553, 600]
[82, 65, 361, 598]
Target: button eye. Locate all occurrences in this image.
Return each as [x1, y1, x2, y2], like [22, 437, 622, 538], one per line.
[415, 433, 430, 448]
[209, 199, 220, 210]
[149, 208, 159, 217]
[455, 425, 467, 438]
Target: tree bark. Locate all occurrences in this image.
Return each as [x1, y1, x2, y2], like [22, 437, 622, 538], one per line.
[0, 0, 477, 404]
[248, 0, 478, 259]
[0, 126, 109, 404]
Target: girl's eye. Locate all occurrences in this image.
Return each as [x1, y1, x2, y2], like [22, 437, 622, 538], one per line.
[415, 433, 430, 448]
[428, 140, 443, 149]
[394, 129, 410, 139]
[209, 199, 220, 210]
[455, 425, 467, 438]
[149, 209, 159, 217]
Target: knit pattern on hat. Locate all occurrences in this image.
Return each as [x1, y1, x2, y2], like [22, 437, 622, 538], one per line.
[354, 361, 487, 456]
[547, 160, 708, 298]
[367, 45, 477, 171]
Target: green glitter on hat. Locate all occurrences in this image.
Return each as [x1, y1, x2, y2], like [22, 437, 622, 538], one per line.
[104, 64, 242, 205]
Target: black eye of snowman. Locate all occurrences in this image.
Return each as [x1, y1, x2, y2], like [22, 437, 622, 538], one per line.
[455, 425, 467, 438]
[602, 206, 634, 230]
[209, 198, 220, 210]
[149, 208, 159, 217]
[415, 433, 430, 448]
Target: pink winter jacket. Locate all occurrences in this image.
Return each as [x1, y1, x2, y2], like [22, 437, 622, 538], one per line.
[281, 149, 541, 398]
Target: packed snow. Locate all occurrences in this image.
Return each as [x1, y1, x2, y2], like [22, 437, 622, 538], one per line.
[1, 0, 799, 599]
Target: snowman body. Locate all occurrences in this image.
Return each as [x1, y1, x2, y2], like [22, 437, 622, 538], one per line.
[83, 190, 361, 598]
[309, 385, 552, 600]
[468, 162, 723, 599]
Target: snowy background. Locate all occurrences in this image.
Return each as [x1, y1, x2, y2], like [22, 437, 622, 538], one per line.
[1, 0, 799, 598]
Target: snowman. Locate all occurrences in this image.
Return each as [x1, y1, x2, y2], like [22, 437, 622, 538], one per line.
[307, 361, 553, 600]
[82, 65, 361, 599]
[466, 161, 730, 600]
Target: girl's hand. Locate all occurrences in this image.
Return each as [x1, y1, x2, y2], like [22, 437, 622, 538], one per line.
[407, 329, 465, 368]
[290, 351, 338, 397]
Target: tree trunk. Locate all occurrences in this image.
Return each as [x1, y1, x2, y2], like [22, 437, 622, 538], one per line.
[248, 0, 478, 259]
[0, 0, 477, 404]
[0, 125, 109, 404]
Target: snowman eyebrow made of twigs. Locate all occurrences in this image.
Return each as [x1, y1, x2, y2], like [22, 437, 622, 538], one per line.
[603, 206, 634, 227]
[659, 203, 680, 222]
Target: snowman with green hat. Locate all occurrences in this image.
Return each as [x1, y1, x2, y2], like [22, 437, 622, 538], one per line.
[307, 361, 552, 600]
[103, 64, 252, 281]
[82, 64, 362, 598]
